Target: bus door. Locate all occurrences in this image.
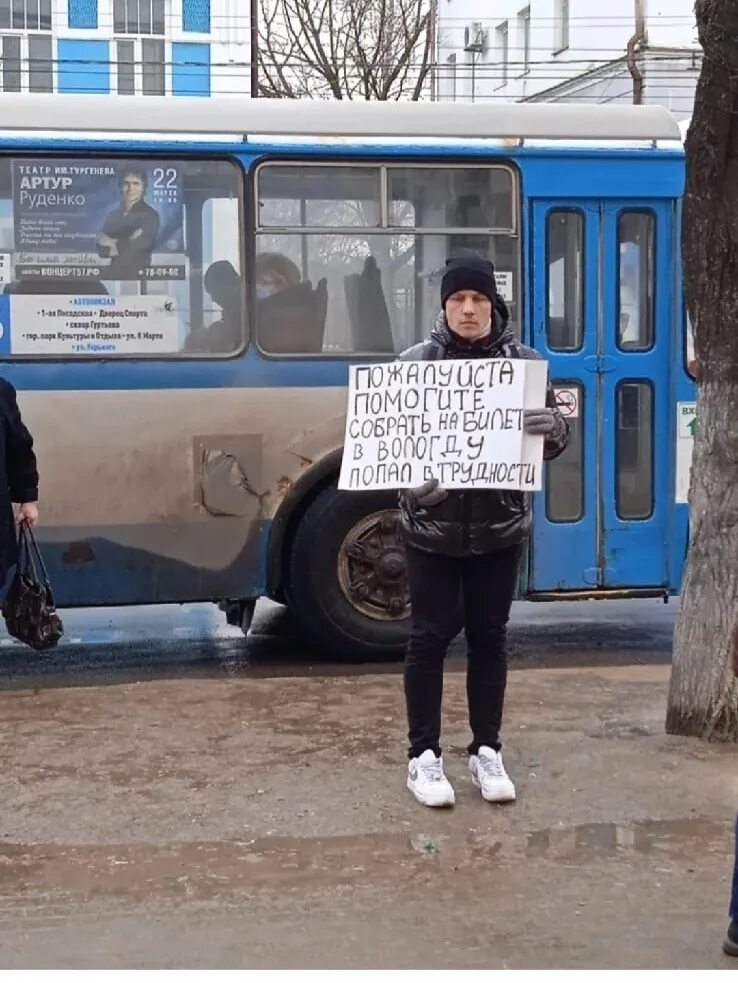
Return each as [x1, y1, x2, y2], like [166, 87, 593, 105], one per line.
[528, 199, 673, 592]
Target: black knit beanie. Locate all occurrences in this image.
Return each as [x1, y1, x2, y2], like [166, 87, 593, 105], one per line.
[440, 249, 497, 308]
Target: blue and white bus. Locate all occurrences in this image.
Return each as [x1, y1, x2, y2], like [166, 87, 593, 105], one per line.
[0, 95, 694, 659]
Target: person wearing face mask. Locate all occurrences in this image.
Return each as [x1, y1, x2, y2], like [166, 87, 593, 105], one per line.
[398, 249, 569, 809]
[255, 253, 301, 300]
[255, 252, 328, 354]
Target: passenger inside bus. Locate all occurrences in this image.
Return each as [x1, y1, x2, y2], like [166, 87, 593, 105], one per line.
[183, 260, 241, 353]
[256, 251, 328, 354]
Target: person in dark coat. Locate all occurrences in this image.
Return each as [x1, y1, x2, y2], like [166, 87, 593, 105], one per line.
[727, 816, 738, 956]
[399, 250, 569, 808]
[725, 633, 738, 955]
[0, 380, 38, 583]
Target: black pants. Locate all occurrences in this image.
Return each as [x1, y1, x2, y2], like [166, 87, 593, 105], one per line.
[404, 542, 522, 760]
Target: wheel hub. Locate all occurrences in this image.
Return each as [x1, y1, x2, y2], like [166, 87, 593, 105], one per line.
[338, 510, 410, 622]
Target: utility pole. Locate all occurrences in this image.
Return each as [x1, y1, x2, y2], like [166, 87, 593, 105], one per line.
[250, 0, 259, 97]
[627, 0, 647, 104]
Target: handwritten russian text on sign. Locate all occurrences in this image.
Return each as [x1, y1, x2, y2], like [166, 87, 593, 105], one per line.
[338, 358, 548, 492]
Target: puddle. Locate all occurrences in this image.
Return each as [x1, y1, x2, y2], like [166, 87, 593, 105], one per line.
[526, 817, 732, 861]
[0, 818, 730, 904]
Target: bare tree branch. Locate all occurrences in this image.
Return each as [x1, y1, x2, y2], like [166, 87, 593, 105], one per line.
[258, 0, 435, 101]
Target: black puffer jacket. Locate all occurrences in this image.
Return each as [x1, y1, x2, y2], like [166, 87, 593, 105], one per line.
[398, 308, 569, 557]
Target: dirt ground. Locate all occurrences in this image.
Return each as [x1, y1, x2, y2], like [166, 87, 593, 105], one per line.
[0, 660, 736, 969]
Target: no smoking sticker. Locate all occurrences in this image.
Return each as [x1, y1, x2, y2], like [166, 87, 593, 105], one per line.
[554, 387, 579, 418]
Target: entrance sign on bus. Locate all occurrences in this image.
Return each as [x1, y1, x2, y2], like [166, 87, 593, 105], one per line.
[676, 401, 697, 504]
[494, 271, 513, 303]
[339, 358, 548, 492]
[553, 386, 579, 419]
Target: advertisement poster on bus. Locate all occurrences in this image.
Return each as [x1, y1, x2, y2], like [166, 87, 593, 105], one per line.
[11, 159, 185, 281]
[0, 293, 181, 356]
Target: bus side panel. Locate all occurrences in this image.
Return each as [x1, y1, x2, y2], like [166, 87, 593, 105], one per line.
[16, 385, 346, 606]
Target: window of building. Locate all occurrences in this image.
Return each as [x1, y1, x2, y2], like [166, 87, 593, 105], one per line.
[0, 155, 244, 358]
[114, 37, 167, 95]
[554, 0, 569, 52]
[68, 0, 98, 30]
[142, 37, 165, 94]
[28, 34, 52, 92]
[255, 162, 519, 356]
[495, 21, 509, 87]
[0, 32, 51, 93]
[182, 0, 209, 33]
[114, 0, 165, 35]
[1, 0, 51, 30]
[116, 38, 135, 94]
[518, 6, 531, 73]
[0, 34, 21, 91]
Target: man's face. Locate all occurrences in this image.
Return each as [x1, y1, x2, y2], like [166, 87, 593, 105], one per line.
[121, 175, 145, 207]
[445, 290, 492, 339]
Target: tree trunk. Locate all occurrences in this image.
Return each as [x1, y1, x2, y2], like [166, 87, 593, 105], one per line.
[666, 0, 738, 741]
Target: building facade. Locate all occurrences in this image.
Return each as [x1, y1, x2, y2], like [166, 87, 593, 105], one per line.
[436, 0, 700, 120]
[0, 0, 250, 97]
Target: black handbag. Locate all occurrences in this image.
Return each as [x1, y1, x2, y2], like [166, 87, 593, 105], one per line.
[2, 521, 63, 651]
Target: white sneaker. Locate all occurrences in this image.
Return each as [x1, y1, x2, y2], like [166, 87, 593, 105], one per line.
[407, 749, 455, 807]
[469, 746, 516, 802]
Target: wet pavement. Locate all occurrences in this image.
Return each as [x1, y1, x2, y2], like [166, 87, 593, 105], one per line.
[0, 595, 676, 686]
[0, 598, 736, 968]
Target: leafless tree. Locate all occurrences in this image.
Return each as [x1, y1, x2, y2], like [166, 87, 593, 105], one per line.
[666, 0, 738, 741]
[257, 0, 435, 100]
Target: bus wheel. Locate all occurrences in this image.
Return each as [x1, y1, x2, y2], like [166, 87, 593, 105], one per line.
[285, 484, 410, 661]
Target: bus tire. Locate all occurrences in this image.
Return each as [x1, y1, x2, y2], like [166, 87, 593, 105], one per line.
[285, 483, 410, 662]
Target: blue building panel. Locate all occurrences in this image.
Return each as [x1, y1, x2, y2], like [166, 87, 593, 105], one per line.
[183, 0, 210, 33]
[58, 39, 110, 94]
[68, 0, 98, 29]
[172, 42, 211, 97]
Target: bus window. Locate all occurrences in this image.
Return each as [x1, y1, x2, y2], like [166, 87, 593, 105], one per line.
[0, 155, 244, 358]
[685, 307, 699, 379]
[616, 381, 654, 519]
[255, 162, 519, 356]
[258, 165, 381, 229]
[617, 211, 654, 351]
[545, 382, 584, 522]
[387, 166, 514, 231]
[546, 210, 583, 351]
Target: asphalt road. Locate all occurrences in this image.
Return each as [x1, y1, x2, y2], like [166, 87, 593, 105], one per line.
[0, 596, 677, 688]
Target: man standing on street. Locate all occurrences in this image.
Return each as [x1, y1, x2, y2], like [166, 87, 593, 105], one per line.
[399, 250, 569, 808]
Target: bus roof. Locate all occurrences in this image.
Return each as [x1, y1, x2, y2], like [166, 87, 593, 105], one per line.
[0, 94, 682, 144]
